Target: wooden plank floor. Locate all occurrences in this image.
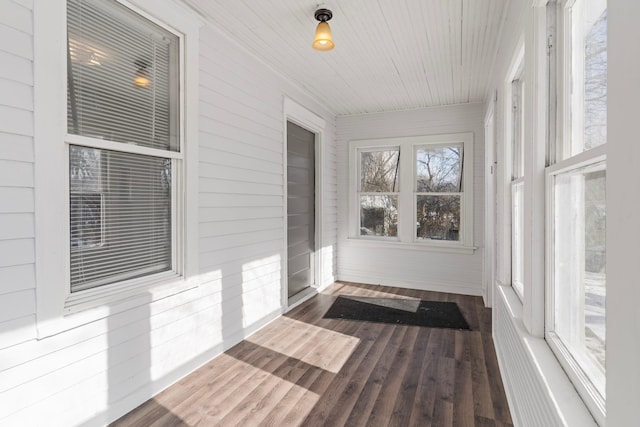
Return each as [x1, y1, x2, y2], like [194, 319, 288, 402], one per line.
[112, 282, 513, 427]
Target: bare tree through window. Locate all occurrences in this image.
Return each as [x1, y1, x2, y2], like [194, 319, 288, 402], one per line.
[359, 149, 399, 236]
[416, 145, 462, 240]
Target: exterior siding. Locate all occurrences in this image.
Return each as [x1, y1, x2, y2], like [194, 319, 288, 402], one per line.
[0, 0, 37, 351]
[0, 3, 337, 426]
[336, 103, 485, 296]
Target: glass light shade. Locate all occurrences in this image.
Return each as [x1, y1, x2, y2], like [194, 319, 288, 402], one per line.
[312, 21, 334, 51]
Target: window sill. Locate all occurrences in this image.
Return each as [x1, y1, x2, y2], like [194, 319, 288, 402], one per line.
[65, 271, 196, 313]
[345, 237, 477, 254]
[37, 274, 200, 339]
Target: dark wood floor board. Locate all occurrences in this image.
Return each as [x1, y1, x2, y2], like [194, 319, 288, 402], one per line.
[452, 357, 475, 427]
[481, 332, 513, 425]
[407, 328, 444, 427]
[112, 282, 513, 427]
[432, 355, 456, 426]
[469, 331, 496, 420]
[365, 325, 420, 427]
[342, 325, 413, 427]
[387, 327, 432, 427]
[475, 415, 499, 427]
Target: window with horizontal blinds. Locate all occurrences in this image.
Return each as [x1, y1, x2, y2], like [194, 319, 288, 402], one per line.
[67, 0, 179, 151]
[66, 0, 180, 294]
[69, 146, 172, 292]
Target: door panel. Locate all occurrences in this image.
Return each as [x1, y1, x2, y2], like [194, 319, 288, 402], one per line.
[287, 121, 315, 298]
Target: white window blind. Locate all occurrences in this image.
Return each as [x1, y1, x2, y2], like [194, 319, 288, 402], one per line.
[66, 0, 180, 293]
[67, 0, 179, 151]
[70, 146, 172, 292]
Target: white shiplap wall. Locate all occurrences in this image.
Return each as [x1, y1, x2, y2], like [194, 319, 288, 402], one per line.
[0, 2, 336, 425]
[336, 103, 485, 296]
[0, 0, 37, 351]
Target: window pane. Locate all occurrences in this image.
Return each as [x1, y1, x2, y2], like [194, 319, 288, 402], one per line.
[67, 0, 179, 151]
[571, 1, 607, 154]
[583, 8, 607, 151]
[416, 195, 460, 241]
[70, 146, 172, 292]
[416, 146, 462, 192]
[360, 150, 400, 192]
[553, 163, 606, 396]
[70, 193, 103, 249]
[512, 77, 525, 179]
[360, 195, 398, 237]
[70, 146, 103, 248]
[512, 181, 524, 298]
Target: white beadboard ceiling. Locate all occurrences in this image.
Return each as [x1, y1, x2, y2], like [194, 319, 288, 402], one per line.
[182, 0, 509, 116]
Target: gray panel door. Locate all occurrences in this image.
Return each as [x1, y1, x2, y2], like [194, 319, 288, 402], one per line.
[287, 121, 315, 298]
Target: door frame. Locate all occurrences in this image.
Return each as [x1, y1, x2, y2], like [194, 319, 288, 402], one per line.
[484, 96, 497, 308]
[282, 97, 326, 311]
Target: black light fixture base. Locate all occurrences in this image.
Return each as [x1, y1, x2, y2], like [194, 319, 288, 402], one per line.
[314, 8, 332, 22]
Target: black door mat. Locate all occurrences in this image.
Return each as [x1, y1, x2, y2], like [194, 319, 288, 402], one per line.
[323, 295, 470, 330]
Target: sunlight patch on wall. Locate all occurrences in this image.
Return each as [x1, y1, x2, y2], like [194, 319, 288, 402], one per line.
[241, 255, 281, 328]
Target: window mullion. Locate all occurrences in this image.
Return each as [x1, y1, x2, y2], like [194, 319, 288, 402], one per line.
[398, 141, 413, 242]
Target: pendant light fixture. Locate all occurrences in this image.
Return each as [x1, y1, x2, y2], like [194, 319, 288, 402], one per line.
[133, 60, 150, 88]
[312, 8, 334, 51]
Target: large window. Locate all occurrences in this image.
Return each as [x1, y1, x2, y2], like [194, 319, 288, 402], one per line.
[34, 0, 198, 336]
[350, 133, 474, 250]
[547, 0, 607, 419]
[66, 0, 181, 292]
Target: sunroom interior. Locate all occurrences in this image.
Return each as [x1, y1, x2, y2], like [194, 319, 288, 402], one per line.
[0, 0, 638, 426]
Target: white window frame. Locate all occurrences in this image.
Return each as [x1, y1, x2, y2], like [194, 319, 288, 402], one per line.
[501, 41, 525, 301]
[511, 61, 526, 301]
[348, 133, 474, 254]
[545, 145, 607, 422]
[34, 0, 200, 338]
[545, 0, 607, 423]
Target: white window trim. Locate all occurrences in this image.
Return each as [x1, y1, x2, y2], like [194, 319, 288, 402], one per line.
[34, 0, 201, 338]
[348, 132, 475, 254]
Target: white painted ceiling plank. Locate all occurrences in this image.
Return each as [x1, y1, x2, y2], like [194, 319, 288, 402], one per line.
[185, 0, 509, 115]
